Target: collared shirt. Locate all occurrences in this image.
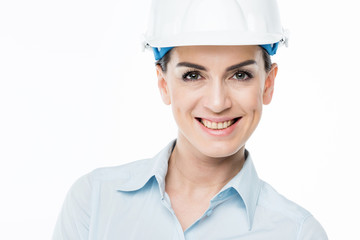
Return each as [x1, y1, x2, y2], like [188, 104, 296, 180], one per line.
[53, 140, 328, 240]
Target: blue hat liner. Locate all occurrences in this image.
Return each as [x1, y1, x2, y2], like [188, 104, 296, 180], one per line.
[152, 43, 279, 61]
[153, 47, 174, 61]
[260, 42, 279, 56]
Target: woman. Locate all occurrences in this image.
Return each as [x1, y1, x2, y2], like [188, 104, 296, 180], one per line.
[53, 0, 328, 239]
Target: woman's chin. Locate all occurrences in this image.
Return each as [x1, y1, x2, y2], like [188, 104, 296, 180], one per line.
[195, 141, 245, 159]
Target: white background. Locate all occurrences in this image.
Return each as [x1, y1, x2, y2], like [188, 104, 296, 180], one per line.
[0, 0, 359, 239]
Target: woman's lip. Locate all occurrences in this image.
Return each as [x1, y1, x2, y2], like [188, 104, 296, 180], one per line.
[196, 117, 241, 136]
[195, 117, 240, 122]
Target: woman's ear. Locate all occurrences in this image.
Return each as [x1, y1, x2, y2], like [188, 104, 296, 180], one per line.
[156, 65, 171, 105]
[263, 63, 278, 105]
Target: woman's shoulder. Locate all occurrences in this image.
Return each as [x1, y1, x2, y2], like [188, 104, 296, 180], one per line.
[53, 158, 156, 239]
[258, 181, 311, 221]
[257, 180, 327, 239]
[60, 157, 156, 214]
[90, 158, 154, 180]
[70, 158, 155, 193]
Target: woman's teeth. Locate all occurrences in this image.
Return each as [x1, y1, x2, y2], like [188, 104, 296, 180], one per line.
[200, 119, 235, 130]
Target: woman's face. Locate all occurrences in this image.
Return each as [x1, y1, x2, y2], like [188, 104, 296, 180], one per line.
[157, 45, 277, 158]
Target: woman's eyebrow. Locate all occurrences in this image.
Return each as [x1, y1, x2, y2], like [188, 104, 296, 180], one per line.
[176, 60, 257, 72]
[176, 62, 207, 71]
[226, 60, 257, 72]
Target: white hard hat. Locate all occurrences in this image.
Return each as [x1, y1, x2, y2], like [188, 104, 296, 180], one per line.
[143, 0, 289, 60]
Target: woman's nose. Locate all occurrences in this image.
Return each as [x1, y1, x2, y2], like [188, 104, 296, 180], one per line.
[203, 80, 231, 113]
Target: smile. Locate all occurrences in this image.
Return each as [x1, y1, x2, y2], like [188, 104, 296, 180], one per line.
[197, 118, 240, 130]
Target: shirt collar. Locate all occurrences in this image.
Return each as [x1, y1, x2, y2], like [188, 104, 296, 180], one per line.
[115, 140, 175, 198]
[151, 139, 176, 198]
[115, 140, 262, 230]
[218, 150, 262, 230]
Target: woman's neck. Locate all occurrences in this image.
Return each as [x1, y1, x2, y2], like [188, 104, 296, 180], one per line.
[165, 136, 245, 196]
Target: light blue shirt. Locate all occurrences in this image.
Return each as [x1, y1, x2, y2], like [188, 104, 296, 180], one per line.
[53, 140, 327, 239]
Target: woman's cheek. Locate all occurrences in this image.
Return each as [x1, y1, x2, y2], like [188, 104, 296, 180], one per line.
[171, 87, 194, 116]
[236, 87, 263, 112]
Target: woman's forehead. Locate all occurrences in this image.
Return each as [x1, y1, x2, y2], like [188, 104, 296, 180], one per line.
[170, 45, 263, 68]
[172, 45, 262, 61]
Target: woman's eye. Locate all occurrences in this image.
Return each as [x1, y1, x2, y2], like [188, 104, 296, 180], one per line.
[183, 72, 201, 81]
[232, 71, 251, 81]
